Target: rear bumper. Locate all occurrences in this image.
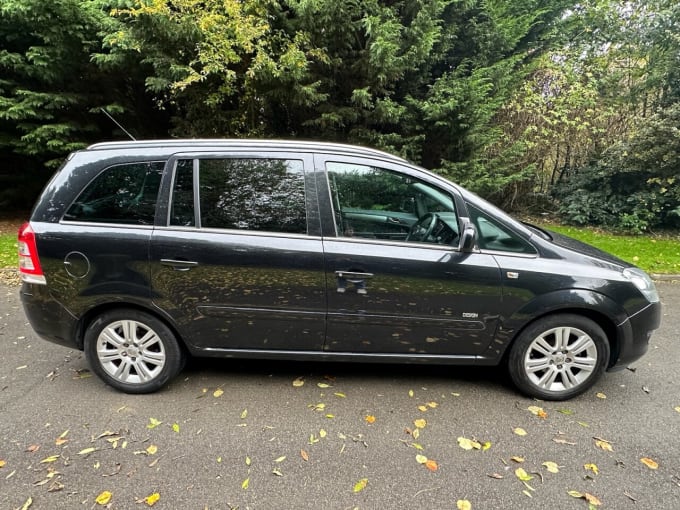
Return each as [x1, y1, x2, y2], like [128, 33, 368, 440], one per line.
[20, 283, 82, 350]
[608, 300, 662, 371]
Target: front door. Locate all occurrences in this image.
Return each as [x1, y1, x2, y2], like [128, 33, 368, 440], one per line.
[317, 156, 503, 357]
[150, 152, 326, 353]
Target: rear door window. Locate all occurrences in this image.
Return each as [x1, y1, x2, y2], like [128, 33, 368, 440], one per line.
[64, 162, 164, 225]
[170, 157, 307, 234]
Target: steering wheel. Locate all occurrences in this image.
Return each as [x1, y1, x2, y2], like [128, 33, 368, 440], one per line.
[406, 213, 439, 242]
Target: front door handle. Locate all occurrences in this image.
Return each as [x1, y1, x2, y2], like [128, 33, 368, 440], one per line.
[161, 258, 199, 271]
[335, 271, 374, 279]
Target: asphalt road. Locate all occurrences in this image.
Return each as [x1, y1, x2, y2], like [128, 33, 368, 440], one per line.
[1, 283, 679, 510]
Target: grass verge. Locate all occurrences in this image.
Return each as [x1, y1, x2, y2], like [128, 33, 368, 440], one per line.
[0, 233, 17, 269]
[540, 224, 680, 275]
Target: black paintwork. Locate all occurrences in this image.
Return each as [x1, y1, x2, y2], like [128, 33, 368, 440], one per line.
[21, 139, 662, 371]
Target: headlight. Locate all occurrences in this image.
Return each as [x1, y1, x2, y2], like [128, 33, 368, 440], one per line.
[623, 268, 659, 303]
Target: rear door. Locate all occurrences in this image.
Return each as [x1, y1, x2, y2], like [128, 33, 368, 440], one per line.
[316, 154, 503, 357]
[150, 150, 326, 353]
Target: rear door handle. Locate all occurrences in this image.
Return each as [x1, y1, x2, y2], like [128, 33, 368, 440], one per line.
[161, 259, 199, 271]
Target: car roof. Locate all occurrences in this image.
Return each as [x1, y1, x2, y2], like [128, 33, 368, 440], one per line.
[86, 139, 408, 164]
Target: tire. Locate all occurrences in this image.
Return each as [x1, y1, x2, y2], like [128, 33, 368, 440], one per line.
[84, 309, 185, 394]
[507, 314, 610, 401]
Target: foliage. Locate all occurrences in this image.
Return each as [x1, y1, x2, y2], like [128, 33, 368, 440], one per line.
[554, 103, 680, 232]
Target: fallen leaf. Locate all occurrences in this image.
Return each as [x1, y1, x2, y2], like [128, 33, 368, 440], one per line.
[513, 428, 527, 436]
[457, 500, 471, 510]
[511, 456, 525, 463]
[415, 454, 428, 464]
[95, 491, 112, 505]
[213, 388, 224, 398]
[40, 455, 60, 464]
[542, 461, 560, 473]
[527, 406, 547, 418]
[596, 392, 606, 399]
[300, 450, 309, 462]
[568, 490, 602, 506]
[317, 382, 331, 388]
[334, 392, 346, 398]
[427, 401, 438, 408]
[240, 409, 248, 419]
[26, 445, 40, 453]
[241, 477, 250, 490]
[487, 473, 504, 479]
[146, 445, 158, 455]
[515, 468, 533, 481]
[172, 423, 180, 433]
[78, 447, 96, 456]
[640, 457, 658, 470]
[457, 437, 481, 450]
[147, 418, 162, 429]
[414, 418, 427, 429]
[557, 408, 574, 415]
[274, 456, 286, 463]
[553, 436, 576, 445]
[481, 441, 492, 451]
[19, 497, 32, 510]
[425, 459, 438, 471]
[245, 456, 251, 466]
[594, 438, 613, 452]
[292, 377, 305, 387]
[272, 468, 283, 477]
[55, 430, 69, 446]
[584, 463, 599, 475]
[319, 429, 327, 438]
[418, 405, 428, 412]
[353, 478, 368, 493]
[144, 492, 160, 507]
[365, 415, 376, 424]
[0, 460, 5, 468]
[408, 389, 414, 397]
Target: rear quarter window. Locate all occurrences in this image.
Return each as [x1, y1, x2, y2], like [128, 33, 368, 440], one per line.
[63, 162, 164, 225]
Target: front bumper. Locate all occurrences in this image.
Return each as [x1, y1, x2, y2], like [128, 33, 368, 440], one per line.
[608, 300, 662, 370]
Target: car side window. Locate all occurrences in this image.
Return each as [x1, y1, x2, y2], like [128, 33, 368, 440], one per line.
[468, 205, 536, 254]
[64, 162, 164, 225]
[171, 158, 307, 234]
[327, 162, 459, 245]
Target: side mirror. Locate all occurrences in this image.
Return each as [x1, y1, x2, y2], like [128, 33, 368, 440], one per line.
[459, 221, 476, 252]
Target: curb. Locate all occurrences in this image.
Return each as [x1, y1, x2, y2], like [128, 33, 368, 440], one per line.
[651, 274, 680, 283]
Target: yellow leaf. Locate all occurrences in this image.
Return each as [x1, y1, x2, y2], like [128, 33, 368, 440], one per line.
[319, 429, 327, 438]
[245, 456, 251, 466]
[274, 456, 286, 463]
[457, 437, 481, 450]
[457, 499, 472, 510]
[95, 491, 112, 505]
[292, 377, 305, 387]
[240, 409, 248, 419]
[334, 392, 346, 398]
[513, 428, 527, 436]
[241, 477, 250, 490]
[584, 463, 599, 475]
[425, 459, 438, 471]
[78, 448, 96, 456]
[542, 461, 560, 473]
[172, 423, 180, 433]
[511, 456, 525, 463]
[317, 382, 331, 388]
[584, 493, 602, 506]
[568, 490, 584, 498]
[418, 405, 428, 412]
[365, 415, 376, 424]
[408, 389, 414, 397]
[674, 406, 680, 413]
[640, 457, 659, 470]
[19, 497, 32, 510]
[427, 401, 438, 409]
[594, 438, 613, 452]
[596, 392, 607, 399]
[147, 418, 162, 429]
[0, 460, 5, 468]
[325, 414, 335, 419]
[213, 388, 224, 398]
[481, 441, 492, 451]
[353, 478, 368, 493]
[412, 428, 420, 440]
[527, 406, 547, 419]
[144, 492, 160, 507]
[414, 418, 427, 429]
[40, 455, 60, 463]
[146, 445, 158, 455]
[411, 443, 424, 450]
[415, 454, 428, 464]
[515, 468, 533, 481]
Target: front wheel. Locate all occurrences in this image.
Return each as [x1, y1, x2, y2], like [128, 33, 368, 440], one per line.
[508, 314, 610, 401]
[84, 309, 185, 394]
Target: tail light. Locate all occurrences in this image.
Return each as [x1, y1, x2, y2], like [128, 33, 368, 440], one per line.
[18, 222, 46, 284]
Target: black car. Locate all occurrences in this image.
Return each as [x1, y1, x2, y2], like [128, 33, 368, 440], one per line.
[18, 140, 661, 399]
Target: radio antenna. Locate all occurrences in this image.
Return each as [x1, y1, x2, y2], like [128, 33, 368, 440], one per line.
[100, 108, 136, 141]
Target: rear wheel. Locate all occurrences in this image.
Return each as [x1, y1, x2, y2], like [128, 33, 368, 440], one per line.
[508, 314, 609, 401]
[84, 309, 185, 394]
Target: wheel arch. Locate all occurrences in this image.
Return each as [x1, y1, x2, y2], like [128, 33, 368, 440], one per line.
[76, 301, 187, 356]
[491, 289, 627, 368]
